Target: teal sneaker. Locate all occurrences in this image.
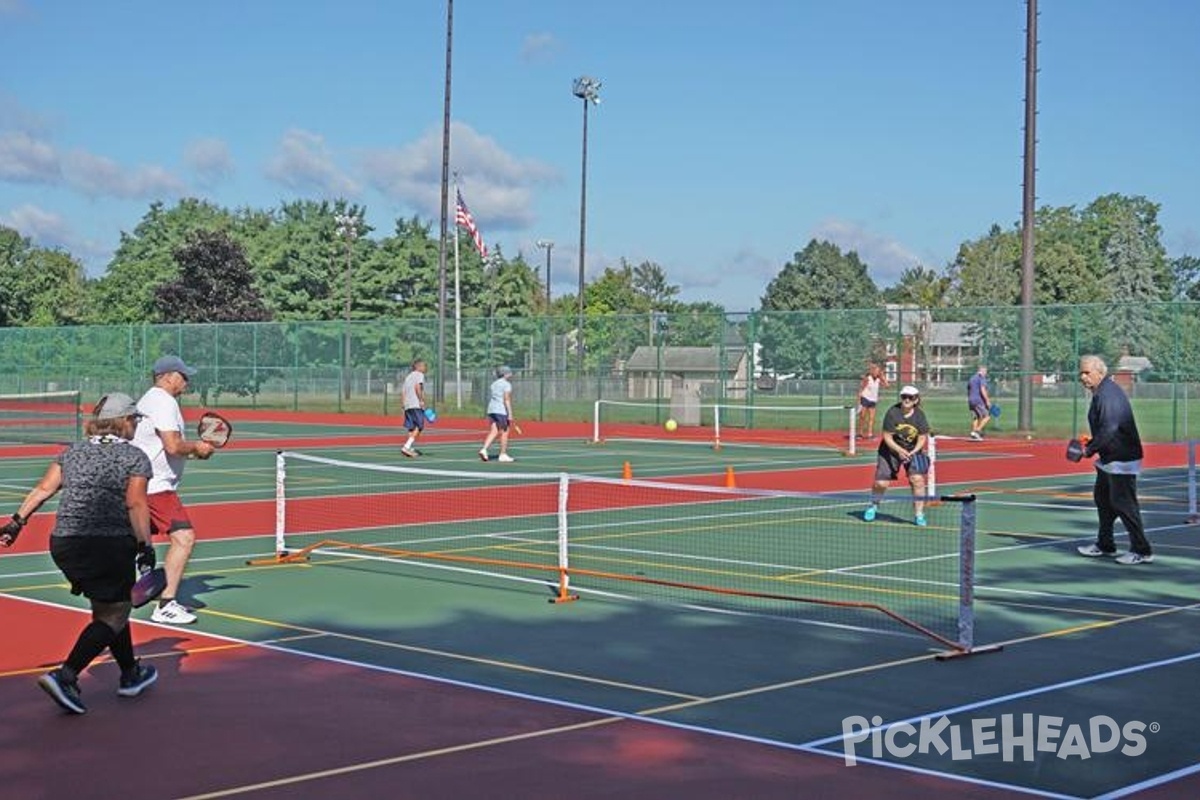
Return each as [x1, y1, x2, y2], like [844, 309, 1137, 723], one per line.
[863, 505, 877, 522]
[914, 515, 927, 527]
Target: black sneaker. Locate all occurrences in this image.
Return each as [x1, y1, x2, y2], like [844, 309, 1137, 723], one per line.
[118, 662, 158, 697]
[38, 669, 86, 714]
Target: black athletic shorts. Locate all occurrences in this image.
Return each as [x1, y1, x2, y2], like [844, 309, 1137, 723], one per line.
[49, 535, 137, 604]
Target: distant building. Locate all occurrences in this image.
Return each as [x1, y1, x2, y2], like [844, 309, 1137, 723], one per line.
[622, 346, 750, 400]
[880, 306, 982, 387]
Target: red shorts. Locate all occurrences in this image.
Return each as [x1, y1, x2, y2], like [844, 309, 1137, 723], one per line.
[148, 492, 194, 536]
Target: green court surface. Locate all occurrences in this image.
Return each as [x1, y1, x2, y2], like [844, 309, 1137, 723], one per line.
[2, 432, 1199, 797]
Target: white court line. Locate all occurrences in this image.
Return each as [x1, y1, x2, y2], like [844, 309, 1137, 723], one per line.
[801, 649, 1200, 800]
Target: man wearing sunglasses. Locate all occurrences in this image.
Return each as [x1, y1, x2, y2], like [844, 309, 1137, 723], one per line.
[863, 385, 932, 527]
[132, 355, 215, 624]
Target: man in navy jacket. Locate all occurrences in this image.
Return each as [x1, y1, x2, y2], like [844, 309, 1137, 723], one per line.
[1075, 355, 1154, 565]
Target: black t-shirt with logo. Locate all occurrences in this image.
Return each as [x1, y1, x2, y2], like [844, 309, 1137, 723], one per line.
[879, 404, 930, 452]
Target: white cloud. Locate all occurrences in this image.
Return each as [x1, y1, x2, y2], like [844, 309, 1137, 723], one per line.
[184, 137, 234, 187]
[360, 121, 558, 230]
[264, 128, 359, 197]
[0, 131, 61, 183]
[1, 204, 71, 244]
[811, 217, 922, 286]
[0, 203, 112, 273]
[62, 150, 187, 199]
[520, 32, 560, 63]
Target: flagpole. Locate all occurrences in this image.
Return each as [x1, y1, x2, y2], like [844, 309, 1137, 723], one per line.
[453, 181, 463, 409]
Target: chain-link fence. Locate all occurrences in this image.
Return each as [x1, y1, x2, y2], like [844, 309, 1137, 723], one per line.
[1, 302, 1196, 440]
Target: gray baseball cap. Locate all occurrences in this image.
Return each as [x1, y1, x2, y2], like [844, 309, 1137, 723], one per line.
[152, 354, 197, 378]
[93, 392, 143, 420]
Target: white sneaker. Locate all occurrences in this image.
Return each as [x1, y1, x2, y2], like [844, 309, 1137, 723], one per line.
[151, 599, 197, 625]
[497, 453, 514, 463]
[478, 449, 489, 462]
[1115, 551, 1154, 565]
[1076, 544, 1117, 558]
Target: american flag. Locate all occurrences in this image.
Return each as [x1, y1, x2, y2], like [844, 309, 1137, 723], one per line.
[455, 189, 487, 258]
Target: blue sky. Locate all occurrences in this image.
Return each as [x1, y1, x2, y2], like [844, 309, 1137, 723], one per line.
[2, 0, 1197, 313]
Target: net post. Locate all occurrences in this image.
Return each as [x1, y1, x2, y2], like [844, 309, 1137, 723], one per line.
[925, 435, 938, 500]
[1187, 440, 1198, 524]
[936, 494, 1002, 660]
[591, 400, 601, 444]
[713, 403, 722, 451]
[846, 405, 857, 456]
[72, 390, 82, 441]
[246, 450, 305, 565]
[274, 450, 287, 556]
[549, 473, 578, 603]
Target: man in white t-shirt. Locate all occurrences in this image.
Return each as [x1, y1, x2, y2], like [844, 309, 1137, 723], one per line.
[133, 355, 214, 625]
[399, 359, 428, 458]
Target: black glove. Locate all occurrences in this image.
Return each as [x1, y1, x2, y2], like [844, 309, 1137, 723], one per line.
[1065, 439, 1085, 463]
[1, 513, 25, 547]
[135, 542, 157, 573]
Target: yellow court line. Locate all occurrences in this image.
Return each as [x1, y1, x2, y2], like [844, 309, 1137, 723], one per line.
[175, 716, 628, 800]
[201, 607, 701, 702]
[986, 598, 1200, 648]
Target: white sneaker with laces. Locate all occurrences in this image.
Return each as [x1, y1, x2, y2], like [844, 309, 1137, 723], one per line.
[151, 599, 197, 625]
[1076, 544, 1117, 558]
[497, 453, 514, 463]
[1115, 552, 1154, 565]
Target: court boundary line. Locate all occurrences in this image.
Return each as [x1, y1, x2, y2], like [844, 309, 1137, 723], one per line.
[800, 647, 1200, 800]
[0, 591, 1061, 799]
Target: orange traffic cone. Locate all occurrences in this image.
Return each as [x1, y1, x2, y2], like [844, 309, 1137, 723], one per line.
[623, 461, 633, 482]
[724, 466, 736, 488]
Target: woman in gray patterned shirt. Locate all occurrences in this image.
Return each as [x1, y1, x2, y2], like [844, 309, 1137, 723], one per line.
[1, 392, 159, 715]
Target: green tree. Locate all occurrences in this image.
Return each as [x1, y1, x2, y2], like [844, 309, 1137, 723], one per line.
[1086, 195, 1170, 355]
[631, 260, 680, 307]
[1171, 254, 1200, 301]
[90, 199, 235, 323]
[0, 227, 90, 327]
[155, 230, 270, 323]
[152, 230, 272, 403]
[946, 224, 1021, 306]
[758, 240, 881, 378]
[884, 264, 951, 308]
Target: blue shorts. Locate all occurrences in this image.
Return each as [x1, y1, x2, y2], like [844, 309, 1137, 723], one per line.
[404, 408, 427, 432]
[487, 413, 510, 432]
[969, 402, 990, 420]
[859, 397, 877, 410]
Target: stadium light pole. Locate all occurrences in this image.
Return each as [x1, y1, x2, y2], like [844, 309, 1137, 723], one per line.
[536, 239, 554, 310]
[572, 76, 601, 383]
[335, 212, 360, 402]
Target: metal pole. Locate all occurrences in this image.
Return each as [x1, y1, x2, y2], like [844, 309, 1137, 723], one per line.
[436, 0, 454, 406]
[536, 239, 554, 310]
[1018, 0, 1038, 433]
[343, 238, 352, 401]
[577, 96, 588, 379]
[335, 212, 359, 403]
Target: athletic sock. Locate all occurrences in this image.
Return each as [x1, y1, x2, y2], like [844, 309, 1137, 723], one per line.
[64, 621, 116, 676]
[109, 625, 137, 673]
